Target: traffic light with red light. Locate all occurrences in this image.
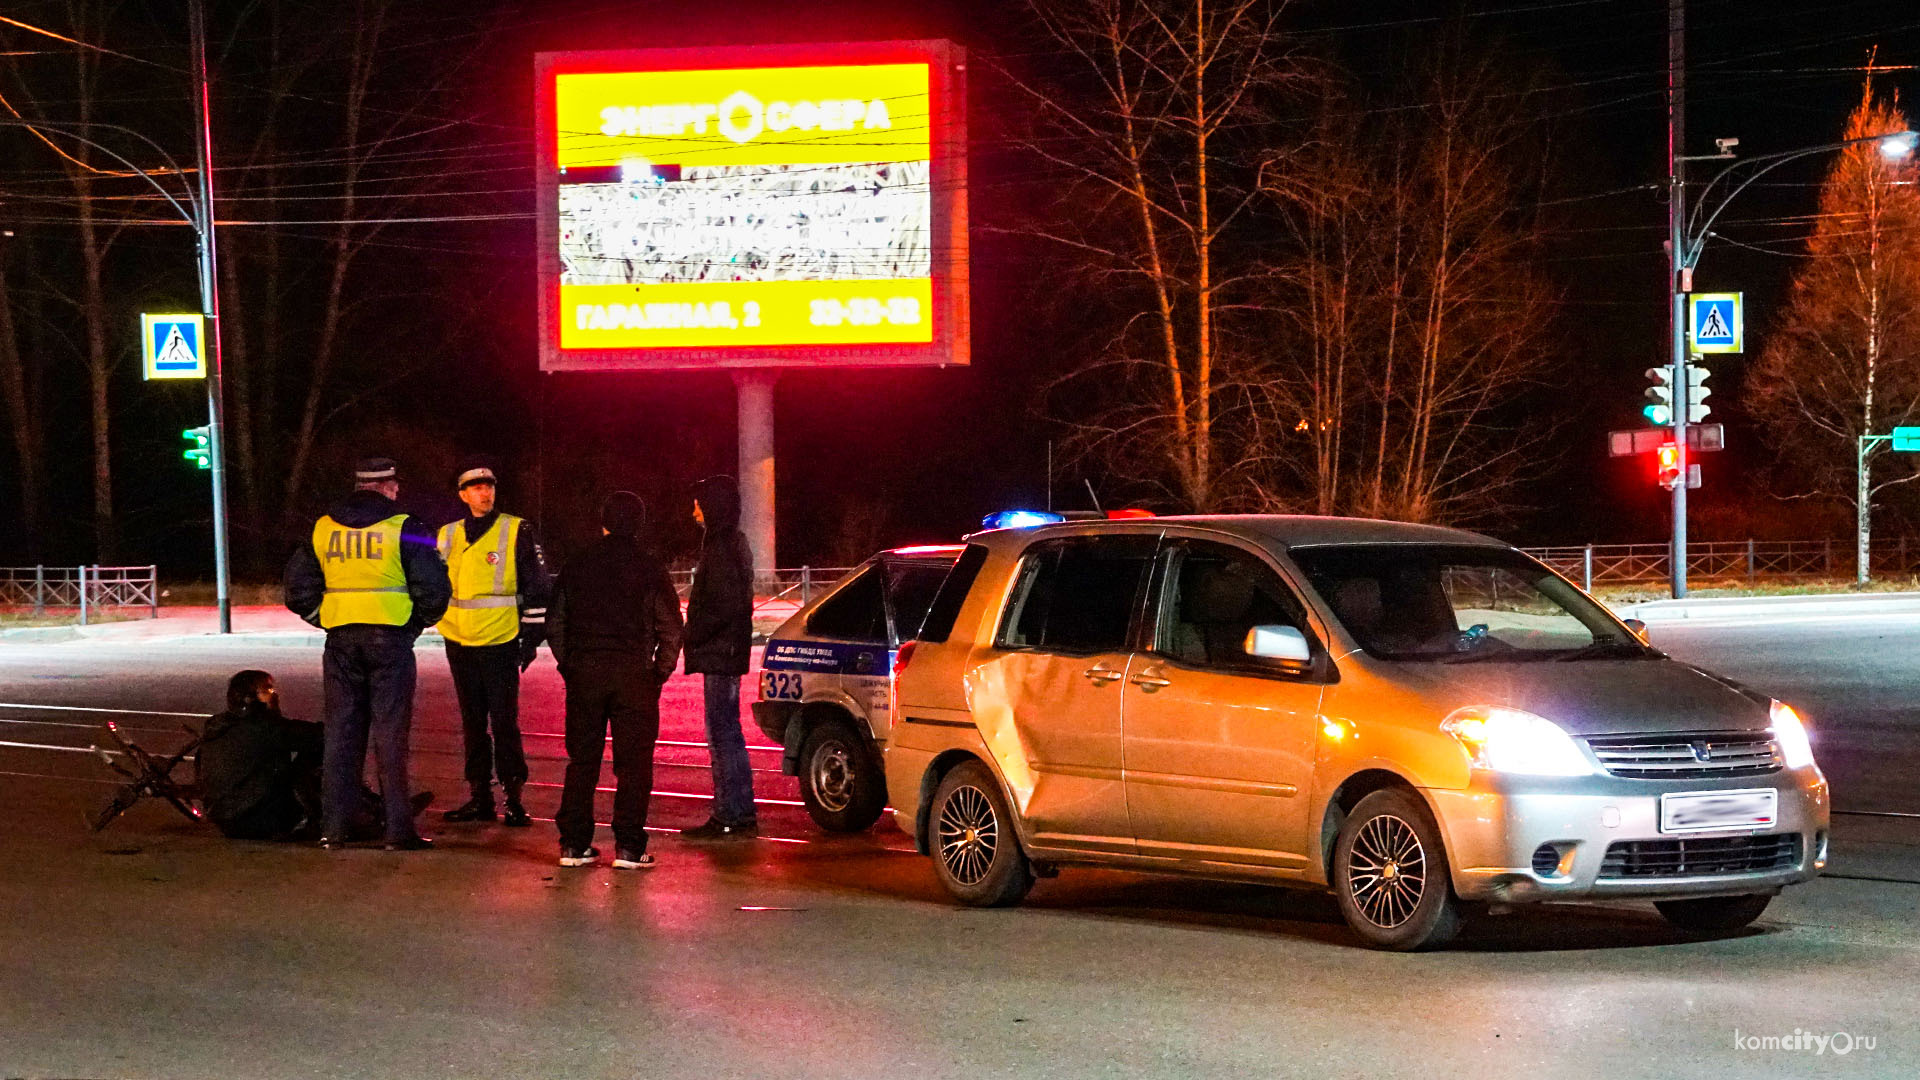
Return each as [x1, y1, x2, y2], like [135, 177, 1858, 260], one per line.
[1656, 442, 1683, 489]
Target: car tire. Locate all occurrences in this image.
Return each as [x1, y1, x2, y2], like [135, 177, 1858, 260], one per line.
[1332, 788, 1463, 951]
[1654, 893, 1773, 933]
[928, 761, 1034, 907]
[798, 719, 887, 833]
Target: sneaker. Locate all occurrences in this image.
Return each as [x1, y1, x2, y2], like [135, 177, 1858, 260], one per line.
[384, 834, 435, 851]
[679, 818, 758, 841]
[612, 848, 655, 870]
[318, 836, 347, 851]
[442, 797, 496, 823]
[501, 799, 531, 828]
[558, 845, 600, 867]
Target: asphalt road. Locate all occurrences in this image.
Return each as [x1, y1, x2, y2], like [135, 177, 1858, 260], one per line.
[1, 612, 1918, 1079]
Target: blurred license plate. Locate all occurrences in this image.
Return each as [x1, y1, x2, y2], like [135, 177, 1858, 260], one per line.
[1660, 789, 1777, 833]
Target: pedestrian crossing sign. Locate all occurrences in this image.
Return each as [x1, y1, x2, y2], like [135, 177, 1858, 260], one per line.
[1688, 293, 1742, 354]
[141, 313, 205, 380]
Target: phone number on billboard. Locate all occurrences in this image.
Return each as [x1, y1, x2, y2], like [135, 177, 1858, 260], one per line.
[809, 297, 922, 327]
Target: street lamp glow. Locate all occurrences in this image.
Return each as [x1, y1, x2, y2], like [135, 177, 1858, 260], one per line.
[1878, 131, 1918, 160]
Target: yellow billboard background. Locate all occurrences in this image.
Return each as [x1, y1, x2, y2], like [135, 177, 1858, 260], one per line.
[556, 64, 930, 169]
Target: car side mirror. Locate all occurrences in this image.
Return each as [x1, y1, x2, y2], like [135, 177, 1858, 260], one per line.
[1622, 618, 1651, 645]
[1244, 624, 1312, 663]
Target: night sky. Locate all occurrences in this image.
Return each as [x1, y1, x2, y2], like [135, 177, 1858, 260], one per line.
[4, 0, 1920, 578]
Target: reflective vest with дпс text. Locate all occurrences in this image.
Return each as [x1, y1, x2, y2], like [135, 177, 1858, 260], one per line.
[312, 513, 413, 628]
[436, 514, 522, 646]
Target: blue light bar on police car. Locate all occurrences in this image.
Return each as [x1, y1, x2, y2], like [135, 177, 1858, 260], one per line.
[981, 510, 1066, 530]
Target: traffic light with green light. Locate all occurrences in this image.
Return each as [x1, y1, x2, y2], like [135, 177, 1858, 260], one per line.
[182, 426, 211, 470]
[1644, 367, 1674, 425]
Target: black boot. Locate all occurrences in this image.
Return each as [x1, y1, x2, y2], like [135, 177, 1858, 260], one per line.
[443, 794, 496, 823]
[501, 789, 531, 828]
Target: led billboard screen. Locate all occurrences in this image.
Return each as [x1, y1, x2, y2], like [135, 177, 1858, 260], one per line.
[535, 40, 967, 371]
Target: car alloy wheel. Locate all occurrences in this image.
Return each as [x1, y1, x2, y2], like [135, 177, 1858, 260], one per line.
[938, 783, 998, 887]
[1347, 813, 1428, 929]
[1333, 788, 1462, 950]
[810, 739, 856, 814]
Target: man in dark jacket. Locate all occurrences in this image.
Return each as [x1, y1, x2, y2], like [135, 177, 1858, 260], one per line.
[284, 457, 451, 850]
[198, 670, 405, 841]
[548, 491, 684, 869]
[198, 671, 324, 840]
[681, 474, 757, 839]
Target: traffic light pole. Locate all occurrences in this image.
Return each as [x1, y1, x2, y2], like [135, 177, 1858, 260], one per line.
[189, 0, 231, 633]
[1667, 0, 1690, 599]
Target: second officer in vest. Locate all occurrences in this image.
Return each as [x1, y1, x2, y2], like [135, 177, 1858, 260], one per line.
[438, 461, 552, 827]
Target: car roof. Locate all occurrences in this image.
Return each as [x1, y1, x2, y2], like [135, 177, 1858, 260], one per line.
[971, 514, 1506, 551]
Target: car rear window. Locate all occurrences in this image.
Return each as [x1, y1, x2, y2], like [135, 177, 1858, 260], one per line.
[886, 560, 958, 641]
[916, 543, 989, 643]
[804, 565, 887, 641]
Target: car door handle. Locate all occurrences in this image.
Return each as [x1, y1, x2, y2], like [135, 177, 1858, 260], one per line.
[1129, 669, 1172, 691]
[1083, 664, 1124, 684]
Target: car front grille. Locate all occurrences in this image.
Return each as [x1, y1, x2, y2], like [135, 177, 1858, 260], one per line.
[1585, 732, 1781, 779]
[1598, 834, 1801, 879]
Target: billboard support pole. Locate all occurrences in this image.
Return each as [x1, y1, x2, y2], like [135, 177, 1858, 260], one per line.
[735, 371, 777, 581]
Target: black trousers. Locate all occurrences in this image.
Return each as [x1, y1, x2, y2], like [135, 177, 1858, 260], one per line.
[322, 634, 417, 842]
[556, 652, 661, 853]
[445, 640, 528, 800]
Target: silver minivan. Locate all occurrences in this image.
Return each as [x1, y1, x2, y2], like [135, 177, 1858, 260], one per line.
[886, 516, 1828, 949]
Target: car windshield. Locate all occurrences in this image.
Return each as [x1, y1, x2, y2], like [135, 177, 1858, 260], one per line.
[1288, 543, 1642, 661]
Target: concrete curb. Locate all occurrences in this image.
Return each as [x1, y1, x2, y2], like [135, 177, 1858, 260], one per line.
[1618, 591, 1920, 622]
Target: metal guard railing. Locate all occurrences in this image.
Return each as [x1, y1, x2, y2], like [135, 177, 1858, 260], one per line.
[0, 566, 161, 624]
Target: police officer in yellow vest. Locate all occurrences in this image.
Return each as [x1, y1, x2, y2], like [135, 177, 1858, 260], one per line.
[437, 461, 551, 827]
[283, 457, 450, 850]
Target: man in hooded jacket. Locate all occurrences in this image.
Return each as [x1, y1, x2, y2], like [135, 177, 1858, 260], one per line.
[681, 475, 758, 839]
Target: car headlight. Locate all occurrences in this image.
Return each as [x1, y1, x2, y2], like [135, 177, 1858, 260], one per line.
[1770, 700, 1817, 770]
[1441, 706, 1594, 777]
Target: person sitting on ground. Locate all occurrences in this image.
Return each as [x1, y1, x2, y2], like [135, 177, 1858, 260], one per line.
[198, 671, 427, 842]
[197, 671, 326, 840]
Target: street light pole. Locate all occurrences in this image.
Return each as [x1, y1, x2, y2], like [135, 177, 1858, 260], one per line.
[1667, 0, 1689, 598]
[188, 0, 231, 634]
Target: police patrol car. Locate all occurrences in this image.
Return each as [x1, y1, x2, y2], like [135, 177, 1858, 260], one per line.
[751, 545, 962, 832]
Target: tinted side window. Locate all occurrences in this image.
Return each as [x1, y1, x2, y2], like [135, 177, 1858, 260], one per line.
[805, 566, 887, 641]
[1155, 541, 1312, 671]
[999, 536, 1156, 654]
[917, 544, 989, 643]
[885, 561, 957, 642]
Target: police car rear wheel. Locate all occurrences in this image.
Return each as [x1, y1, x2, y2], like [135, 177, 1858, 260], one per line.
[799, 720, 887, 832]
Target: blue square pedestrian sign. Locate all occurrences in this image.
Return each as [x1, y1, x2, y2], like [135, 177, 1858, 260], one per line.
[1689, 293, 1742, 354]
[141, 313, 205, 380]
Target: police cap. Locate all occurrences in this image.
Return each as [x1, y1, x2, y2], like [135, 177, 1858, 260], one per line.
[354, 456, 398, 483]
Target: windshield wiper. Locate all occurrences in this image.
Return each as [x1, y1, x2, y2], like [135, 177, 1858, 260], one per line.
[1553, 640, 1651, 662]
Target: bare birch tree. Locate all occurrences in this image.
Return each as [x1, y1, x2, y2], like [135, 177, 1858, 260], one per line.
[1263, 36, 1563, 523]
[1009, 0, 1308, 511]
[1747, 84, 1920, 580]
